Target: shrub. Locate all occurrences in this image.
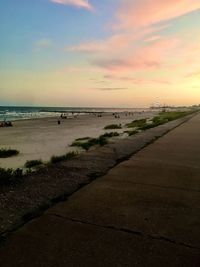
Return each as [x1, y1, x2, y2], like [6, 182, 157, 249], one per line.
[50, 151, 78, 164]
[104, 124, 122, 130]
[0, 148, 19, 158]
[25, 160, 43, 168]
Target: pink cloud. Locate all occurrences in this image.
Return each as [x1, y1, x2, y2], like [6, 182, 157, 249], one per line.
[64, 0, 200, 83]
[91, 37, 180, 73]
[50, 0, 93, 11]
[117, 0, 200, 29]
[68, 23, 171, 54]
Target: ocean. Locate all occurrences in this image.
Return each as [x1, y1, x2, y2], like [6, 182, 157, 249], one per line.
[0, 106, 148, 121]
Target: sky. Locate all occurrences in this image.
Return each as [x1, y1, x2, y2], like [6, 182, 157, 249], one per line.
[0, 0, 200, 107]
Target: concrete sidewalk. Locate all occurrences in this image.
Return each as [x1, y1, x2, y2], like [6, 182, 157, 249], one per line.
[0, 114, 200, 266]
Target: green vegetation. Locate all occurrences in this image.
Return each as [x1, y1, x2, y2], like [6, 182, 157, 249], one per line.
[104, 124, 122, 130]
[125, 119, 147, 128]
[50, 151, 78, 164]
[72, 132, 119, 151]
[71, 136, 108, 151]
[0, 168, 23, 186]
[0, 148, 19, 158]
[124, 130, 139, 136]
[139, 111, 195, 131]
[75, 137, 91, 141]
[153, 111, 193, 123]
[101, 132, 120, 138]
[25, 160, 43, 169]
[139, 123, 157, 131]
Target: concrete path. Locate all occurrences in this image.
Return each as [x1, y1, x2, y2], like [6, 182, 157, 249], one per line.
[0, 114, 200, 266]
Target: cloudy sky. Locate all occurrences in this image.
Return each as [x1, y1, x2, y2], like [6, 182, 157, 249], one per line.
[0, 0, 200, 107]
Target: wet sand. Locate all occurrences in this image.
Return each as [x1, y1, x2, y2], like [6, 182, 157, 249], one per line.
[0, 111, 157, 169]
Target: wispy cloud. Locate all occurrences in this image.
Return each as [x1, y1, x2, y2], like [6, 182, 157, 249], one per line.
[144, 35, 162, 43]
[65, 0, 200, 86]
[116, 0, 200, 29]
[90, 37, 180, 73]
[104, 75, 172, 85]
[96, 87, 127, 91]
[50, 0, 93, 11]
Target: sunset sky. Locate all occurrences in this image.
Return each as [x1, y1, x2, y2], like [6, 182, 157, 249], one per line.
[0, 0, 200, 107]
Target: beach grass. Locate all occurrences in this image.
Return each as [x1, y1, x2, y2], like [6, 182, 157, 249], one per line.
[125, 119, 147, 128]
[0, 168, 23, 186]
[153, 111, 193, 123]
[71, 136, 108, 151]
[124, 130, 139, 136]
[101, 132, 120, 138]
[139, 111, 194, 131]
[104, 124, 122, 130]
[50, 151, 78, 164]
[25, 159, 43, 169]
[75, 137, 91, 141]
[0, 148, 19, 158]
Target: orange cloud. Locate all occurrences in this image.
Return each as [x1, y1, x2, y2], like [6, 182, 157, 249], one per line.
[117, 0, 200, 29]
[50, 0, 93, 10]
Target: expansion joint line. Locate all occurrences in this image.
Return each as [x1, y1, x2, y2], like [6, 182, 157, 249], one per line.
[49, 213, 200, 251]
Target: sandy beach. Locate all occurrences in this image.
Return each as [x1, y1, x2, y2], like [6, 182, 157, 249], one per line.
[0, 110, 157, 169]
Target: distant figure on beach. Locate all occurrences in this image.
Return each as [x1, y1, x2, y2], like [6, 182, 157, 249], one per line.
[61, 113, 67, 119]
[0, 121, 13, 127]
[57, 120, 61, 125]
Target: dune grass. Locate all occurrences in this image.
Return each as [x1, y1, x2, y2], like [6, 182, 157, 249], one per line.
[25, 159, 43, 169]
[124, 130, 139, 136]
[0, 148, 19, 158]
[75, 137, 91, 141]
[153, 111, 194, 123]
[50, 151, 78, 164]
[125, 119, 147, 128]
[104, 124, 122, 130]
[139, 111, 195, 131]
[0, 168, 23, 186]
[71, 136, 108, 151]
[101, 132, 120, 138]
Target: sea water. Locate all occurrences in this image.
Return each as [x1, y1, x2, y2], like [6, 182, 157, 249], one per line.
[0, 106, 148, 121]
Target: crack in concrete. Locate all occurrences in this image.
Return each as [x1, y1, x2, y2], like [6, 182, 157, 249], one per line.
[49, 213, 200, 251]
[110, 181, 200, 193]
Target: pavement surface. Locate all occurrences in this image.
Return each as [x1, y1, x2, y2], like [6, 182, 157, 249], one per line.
[0, 114, 200, 266]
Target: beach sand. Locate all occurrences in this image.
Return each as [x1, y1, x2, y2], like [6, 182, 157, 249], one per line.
[0, 111, 157, 169]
